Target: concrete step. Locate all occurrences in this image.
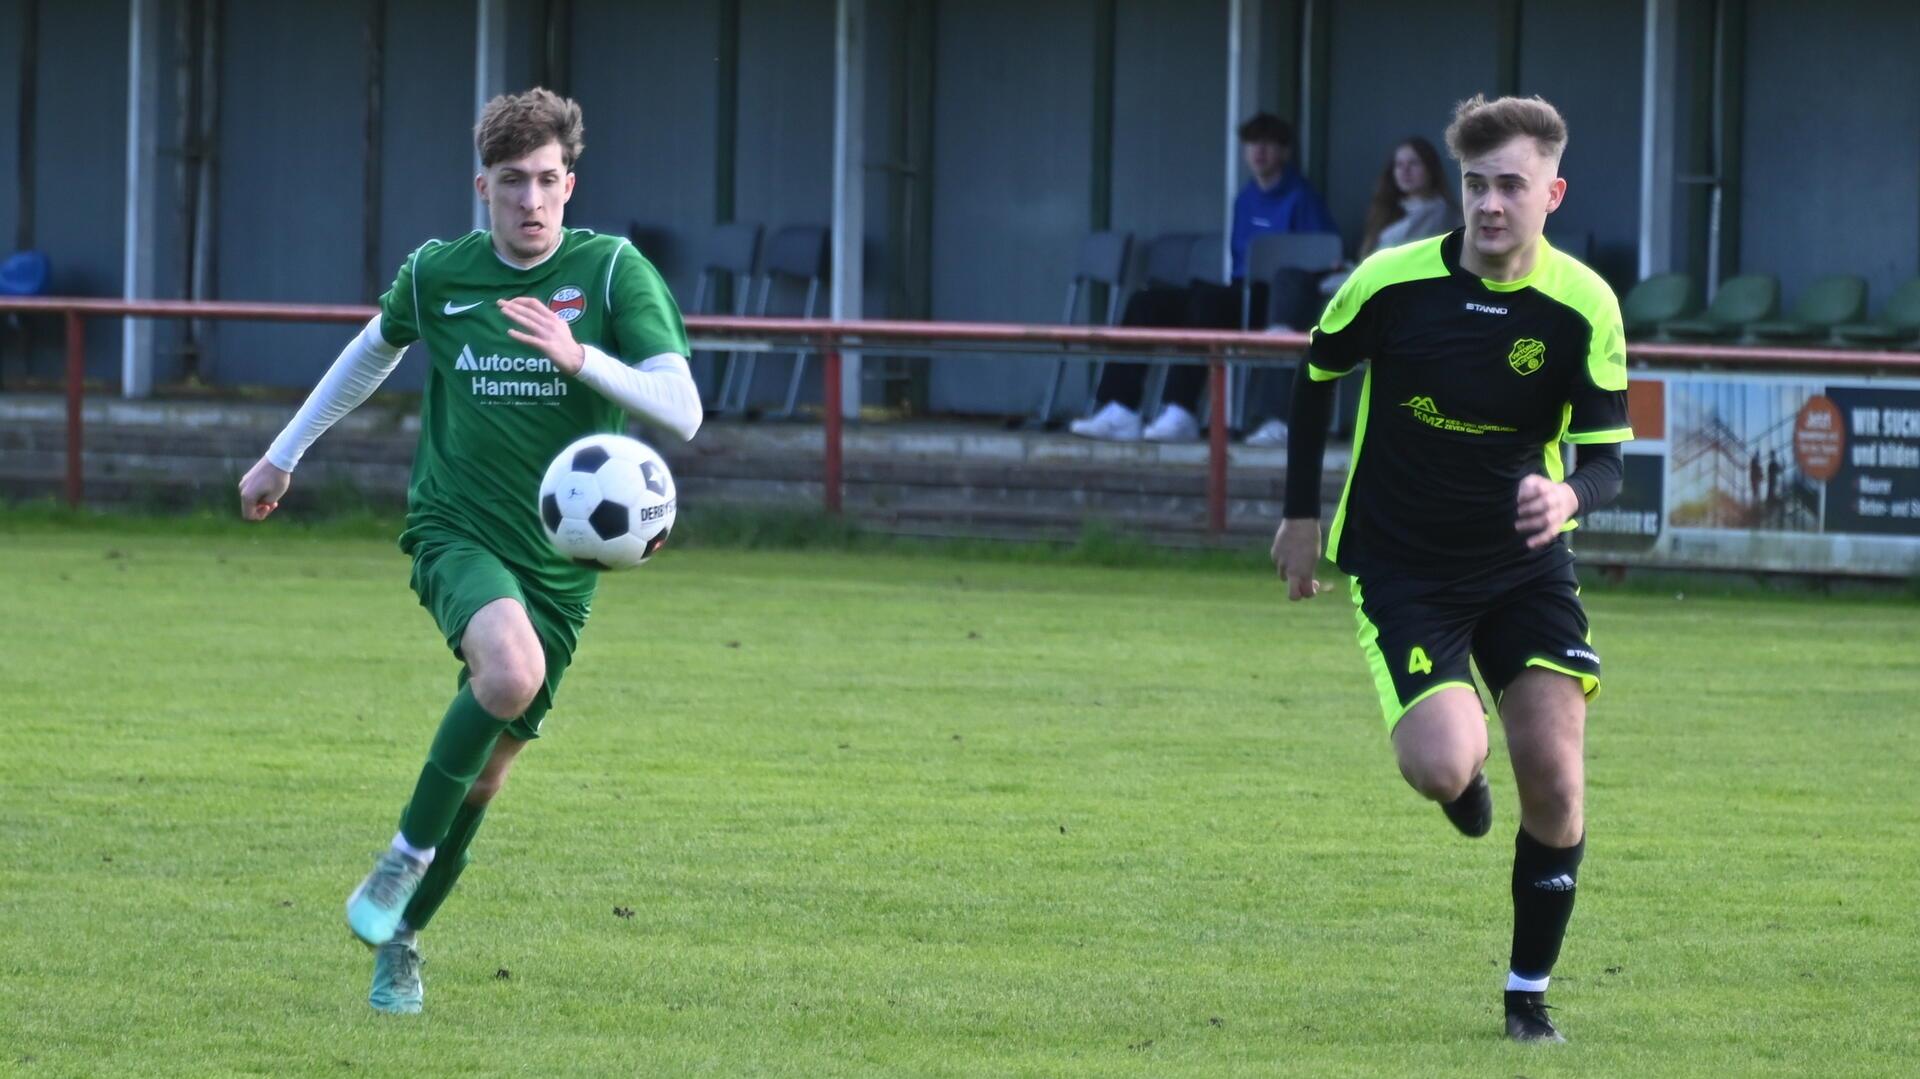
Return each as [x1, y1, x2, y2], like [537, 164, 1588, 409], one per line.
[0, 393, 1348, 543]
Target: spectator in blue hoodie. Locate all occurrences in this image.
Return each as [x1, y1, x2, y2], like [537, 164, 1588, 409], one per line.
[1074, 113, 1336, 442]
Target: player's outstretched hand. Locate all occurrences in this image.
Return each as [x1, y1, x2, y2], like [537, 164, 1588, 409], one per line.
[238, 456, 291, 521]
[498, 297, 586, 375]
[1515, 473, 1579, 549]
[1272, 518, 1323, 601]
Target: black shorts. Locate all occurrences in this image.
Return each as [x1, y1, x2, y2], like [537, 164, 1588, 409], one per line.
[1345, 550, 1601, 730]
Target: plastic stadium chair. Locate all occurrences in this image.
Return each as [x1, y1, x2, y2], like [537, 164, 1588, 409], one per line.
[1243, 232, 1342, 329]
[1833, 277, 1920, 348]
[0, 251, 52, 390]
[1232, 232, 1343, 427]
[1620, 272, 1696, 339]
[1096, 232, 1196, 420]
[720, 224, 828, 418]
[1143, 232, 1224, 418]
[1141, 233, 1198, 288]
[688, 222, 763, 317]
[0, 250, 51, 296]
[1184, 232, 1227, 286]
[1660, 274, 1779, 340]
[1038, 230, 1132, 425]
[687, 222, 763, 412]
[1747, 274, 1868, 343]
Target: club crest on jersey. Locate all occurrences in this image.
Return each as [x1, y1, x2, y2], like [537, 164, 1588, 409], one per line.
[1508, 337, 1546, 376]
[548, 285, 587, 323]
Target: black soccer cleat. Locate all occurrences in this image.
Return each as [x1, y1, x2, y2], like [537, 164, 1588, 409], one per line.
[1504, 990, 1566, 1043]
[1440, 772, 1493, 837]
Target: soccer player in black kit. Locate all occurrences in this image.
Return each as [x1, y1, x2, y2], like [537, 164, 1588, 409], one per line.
[1272, 95, 1630, 1043]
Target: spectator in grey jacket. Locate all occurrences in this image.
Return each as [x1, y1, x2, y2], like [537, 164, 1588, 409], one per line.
[1245, 136, 1460, 447]
[1318, 136, 1460, 297]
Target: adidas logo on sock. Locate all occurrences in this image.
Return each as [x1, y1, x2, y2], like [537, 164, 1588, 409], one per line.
[1533, 873, 1576, 892]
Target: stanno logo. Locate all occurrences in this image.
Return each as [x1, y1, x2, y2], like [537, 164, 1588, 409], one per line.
[1508, 337, 1547, 376]
[1464, 302, 1508, 315]
[1534, 873, 1576, 892]
[1565, 648, 1599, 664]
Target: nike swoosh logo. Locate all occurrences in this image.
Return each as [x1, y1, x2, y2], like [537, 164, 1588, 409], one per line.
[443, 300, 484, 315]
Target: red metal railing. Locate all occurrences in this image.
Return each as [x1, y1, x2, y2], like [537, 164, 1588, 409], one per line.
[5, 296, 1920, 530]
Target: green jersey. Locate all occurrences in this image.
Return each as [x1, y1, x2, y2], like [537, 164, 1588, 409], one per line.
[380, 227, 689, 601]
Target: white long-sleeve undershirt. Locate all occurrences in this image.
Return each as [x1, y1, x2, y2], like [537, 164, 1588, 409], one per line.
[264, 318, 703, 472]
[576, 345, 703, 443]
[265, 315, 404, 471]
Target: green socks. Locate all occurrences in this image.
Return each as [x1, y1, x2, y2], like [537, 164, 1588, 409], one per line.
[402, 799, 488, 932]
[398, 685, 509, 850]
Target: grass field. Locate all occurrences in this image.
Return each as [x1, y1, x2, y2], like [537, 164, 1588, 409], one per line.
[2, 516, 1916, 1077]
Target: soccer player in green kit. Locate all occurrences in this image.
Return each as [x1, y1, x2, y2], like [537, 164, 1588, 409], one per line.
[236, 89, 701, 1014]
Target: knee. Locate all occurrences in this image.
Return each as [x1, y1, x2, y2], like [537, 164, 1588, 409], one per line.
[1526, 774, 1584, 834]
[1399, 752, 1479, 803]
[472, 658, 544, 720]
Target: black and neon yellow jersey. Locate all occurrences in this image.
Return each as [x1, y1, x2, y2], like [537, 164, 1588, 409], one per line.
[1308, 229, 1631, 574]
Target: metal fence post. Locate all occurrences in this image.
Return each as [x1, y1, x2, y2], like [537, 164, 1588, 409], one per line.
[1207, 349, 1228, 534]
[823, 343, 844, 514]
[65, 310, 86, 507]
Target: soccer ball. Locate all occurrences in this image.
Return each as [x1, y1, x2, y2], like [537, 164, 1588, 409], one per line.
[537, 434, 677, 570]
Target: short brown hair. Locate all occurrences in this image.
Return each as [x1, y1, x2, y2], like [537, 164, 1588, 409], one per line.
[475, 88, 585, 169]
[1443, 94, 1566, 164]
[1237, 113, 1295, 147]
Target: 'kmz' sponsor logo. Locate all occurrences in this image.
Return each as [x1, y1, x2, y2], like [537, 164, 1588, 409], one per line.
[1399, 395, 1518, 436]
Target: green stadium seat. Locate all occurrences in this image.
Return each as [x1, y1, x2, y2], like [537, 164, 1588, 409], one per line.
[1660, 274, 1778, 340]
[1620, 272, 1696, 339]
[1833, 277, 1920, 348]
[1747, 274, 1868, 342]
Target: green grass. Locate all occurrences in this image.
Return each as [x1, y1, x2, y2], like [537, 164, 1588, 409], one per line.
[1, 523, 1915, 1077]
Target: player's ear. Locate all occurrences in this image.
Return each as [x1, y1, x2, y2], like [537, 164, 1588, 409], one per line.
[474, 172, 488, 200]
[1544, 176, 1567, 213]
[562, 171, 576, 202]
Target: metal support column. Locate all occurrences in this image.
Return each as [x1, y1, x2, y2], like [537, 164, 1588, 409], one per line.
[831, 0, 866, 415]
[121, 0, 161, 397]
[1638, 0, 1678, 280]
[473, 0, 508, 230]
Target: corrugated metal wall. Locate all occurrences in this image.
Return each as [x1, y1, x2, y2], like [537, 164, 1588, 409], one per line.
[1740, 0, 1920, 309]
[4, 0, 1917, 411]
[8, 0, 129, 382]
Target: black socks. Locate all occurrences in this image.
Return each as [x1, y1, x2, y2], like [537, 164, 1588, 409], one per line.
[1510, 826, 1585, 983]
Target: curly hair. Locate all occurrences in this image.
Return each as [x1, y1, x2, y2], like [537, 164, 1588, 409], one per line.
[475, 88, 585, 169]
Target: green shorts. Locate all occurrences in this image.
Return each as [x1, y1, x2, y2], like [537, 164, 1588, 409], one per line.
[407, 531, 590, 741]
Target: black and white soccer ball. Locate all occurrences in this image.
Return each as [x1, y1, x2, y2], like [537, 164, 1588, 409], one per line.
[538, 434, 676, 570]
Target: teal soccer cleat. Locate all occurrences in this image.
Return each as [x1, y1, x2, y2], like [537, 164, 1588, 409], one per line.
[345, 849, 428, 946]
[369, 935, 424, 1014]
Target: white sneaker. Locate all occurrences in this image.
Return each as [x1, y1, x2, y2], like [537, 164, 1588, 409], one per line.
[1069, 401, 1143, 441]
[1142, 403, 1200, 442]
[1244, 418, 1289, 447]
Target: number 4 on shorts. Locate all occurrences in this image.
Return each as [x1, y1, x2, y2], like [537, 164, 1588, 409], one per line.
[1407, 646, 1433, 675]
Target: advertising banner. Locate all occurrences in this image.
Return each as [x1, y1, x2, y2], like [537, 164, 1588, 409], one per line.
[1577, 373, 1920, 577]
